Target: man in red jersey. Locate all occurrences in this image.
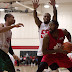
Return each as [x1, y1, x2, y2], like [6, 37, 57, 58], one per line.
[36, 20, 72, 72]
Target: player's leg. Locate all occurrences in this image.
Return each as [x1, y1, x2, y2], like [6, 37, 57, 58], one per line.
[37, 56, 43, 67]
[0, 49, 15, 72]
[5, 56, 15, 72]
[36, 62, 48, 72]
[0, 56, 5, 72]
[37, 56, 50, 72]
[38, 56, 52, 72]
[56, 54, 72, 72]
[49, 63, 59, 72]
[67, 67, 72, 72]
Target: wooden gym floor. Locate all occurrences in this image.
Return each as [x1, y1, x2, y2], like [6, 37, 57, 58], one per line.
[15, 65, 70, 72]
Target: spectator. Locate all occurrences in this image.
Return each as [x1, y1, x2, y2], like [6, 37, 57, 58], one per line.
[20, 56, 23, 62]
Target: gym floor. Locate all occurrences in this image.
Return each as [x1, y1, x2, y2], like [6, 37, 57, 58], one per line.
[15, 65, 69, 72]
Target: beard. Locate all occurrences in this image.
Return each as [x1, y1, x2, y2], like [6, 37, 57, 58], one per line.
[49, 28, 57, 34]
[44, 21, 49, 24]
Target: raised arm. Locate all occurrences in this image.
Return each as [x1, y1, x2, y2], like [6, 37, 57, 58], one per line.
[32, 0, 42, 27]
[49, 0, 57, 21]
[0, 23, 24, 33]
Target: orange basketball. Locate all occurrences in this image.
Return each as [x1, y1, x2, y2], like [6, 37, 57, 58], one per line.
[63, 42, 72, 53]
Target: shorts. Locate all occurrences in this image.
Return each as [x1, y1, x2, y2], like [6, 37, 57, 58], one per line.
[41, 53, 72, 68]
[0, 49, 15, 72]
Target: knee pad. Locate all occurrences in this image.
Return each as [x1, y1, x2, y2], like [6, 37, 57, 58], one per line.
[37, 62, 48, 72]
[49, 63, 59, 70]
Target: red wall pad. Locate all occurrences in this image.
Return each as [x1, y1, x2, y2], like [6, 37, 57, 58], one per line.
[12, 46, 39, 49]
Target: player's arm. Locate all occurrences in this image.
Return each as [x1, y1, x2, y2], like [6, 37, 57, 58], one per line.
[9, 40, 14, 55]
[42, 33, 56, 55]
[0, 23, 24, 33]
[49, 0, 57, 21]
[63, 29, 71, 42]
[32, 0, 42, 27]
[9, 40, 20, 61]
[33, 10, 42, 27]
[42, 33, 68, 54]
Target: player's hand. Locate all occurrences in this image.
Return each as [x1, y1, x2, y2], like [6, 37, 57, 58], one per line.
[32, 0, 40, 10]
[15, 23, 24, 28]
[55, 46, 68, 54]
[49, 0, 56, 6]
[62, 50, 68, 54]
[13, 54, 20, 61]
[54, 43, 62, 50]
[58, 49, 68, 54]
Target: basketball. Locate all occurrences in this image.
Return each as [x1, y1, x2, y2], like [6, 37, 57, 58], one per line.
[63, 42, 72, 53]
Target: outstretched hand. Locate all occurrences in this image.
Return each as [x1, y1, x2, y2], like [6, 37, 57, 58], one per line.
[49, 0, 56, 6]
[32, 0, 40, 10]
[15, 23, 24, 28]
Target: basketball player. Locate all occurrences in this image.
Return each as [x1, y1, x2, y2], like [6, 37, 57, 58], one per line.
[32, 0, 58, 71]
[0, 13, 24, 72]
[37, 20, 72, 72]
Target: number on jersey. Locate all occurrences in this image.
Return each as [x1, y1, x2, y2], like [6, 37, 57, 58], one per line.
[41, 29, 48, 38]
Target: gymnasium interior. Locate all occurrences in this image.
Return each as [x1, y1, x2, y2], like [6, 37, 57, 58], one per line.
[0, 0, 72, 72]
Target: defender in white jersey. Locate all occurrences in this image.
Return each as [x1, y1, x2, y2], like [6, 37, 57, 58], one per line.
[38, 23, 49, 56]
[0, 24, 12, 53]
[0, 14, 24, 72]
[32, 0, 59, 72]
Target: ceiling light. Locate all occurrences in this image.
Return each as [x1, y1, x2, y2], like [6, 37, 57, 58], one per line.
[44, 5, 50, 8]
[55, 4, 59, 8]
[0, 9, 4, 11]
[15, 7, 18, 10]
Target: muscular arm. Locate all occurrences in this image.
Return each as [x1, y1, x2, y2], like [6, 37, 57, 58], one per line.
[0, 25, 16, 33]
[33, 10, 42, 27]
[63, 29, 71, 42]
[9, 40, 20, 61]
[32, 0, 42, 27]
[0, 23, 24, 33]
[52, 5, 57, 21]
[42, 33, 56, 55]
[49, 0, 57, 21]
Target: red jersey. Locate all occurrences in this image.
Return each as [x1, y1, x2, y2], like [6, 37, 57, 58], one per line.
[47, 29, 65, 50]
[41, 29, 72, 68]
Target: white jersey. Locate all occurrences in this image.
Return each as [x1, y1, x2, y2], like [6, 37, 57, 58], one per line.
[37, 22, 49, 56]
[0, 24, 12, 53]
